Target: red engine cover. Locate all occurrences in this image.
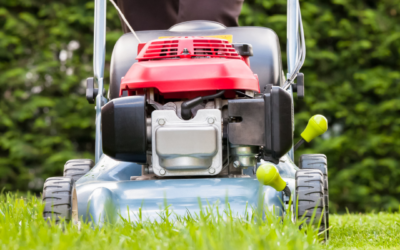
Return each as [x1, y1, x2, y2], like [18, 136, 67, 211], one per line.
[120, 37, 260, 96]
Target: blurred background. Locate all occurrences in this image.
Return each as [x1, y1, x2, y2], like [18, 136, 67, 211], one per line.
[1, 0, 399, 213]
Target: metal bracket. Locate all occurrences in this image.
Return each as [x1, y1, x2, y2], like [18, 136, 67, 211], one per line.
[291, 72, 304, 99]
[86, 77, 98, 104]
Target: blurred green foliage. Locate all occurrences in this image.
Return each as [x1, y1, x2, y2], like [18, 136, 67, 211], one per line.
[1, 0, 400, 212]
[0, 0, 122, 190]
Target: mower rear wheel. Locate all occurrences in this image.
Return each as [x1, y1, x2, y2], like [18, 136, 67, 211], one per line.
[295, 169, 328, 240]
[300, 154, 329, 237]
[63, 159, 94, 182]
[42, 177, 73, 222]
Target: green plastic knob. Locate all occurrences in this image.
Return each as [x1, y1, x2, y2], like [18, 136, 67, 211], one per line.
[301, 115, 328, 143]
[256, 163, 287, 191]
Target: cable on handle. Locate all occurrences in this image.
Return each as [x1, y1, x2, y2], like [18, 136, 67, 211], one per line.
[108, 0, 141, 43]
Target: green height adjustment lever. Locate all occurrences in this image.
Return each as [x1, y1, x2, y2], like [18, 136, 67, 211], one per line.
[256, 163, 291, 197]
[294, 114, 328, 151]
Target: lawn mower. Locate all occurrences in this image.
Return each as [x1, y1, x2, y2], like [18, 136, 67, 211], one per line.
[42, 0, 330, 240]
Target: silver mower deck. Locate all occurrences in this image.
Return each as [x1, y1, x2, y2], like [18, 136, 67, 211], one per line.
[75, 154, 297, 223]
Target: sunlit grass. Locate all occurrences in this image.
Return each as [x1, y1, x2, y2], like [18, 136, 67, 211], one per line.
[0, 192, 321, 250]
[327, 213, 400, 250]
[1, 192, 399, 249]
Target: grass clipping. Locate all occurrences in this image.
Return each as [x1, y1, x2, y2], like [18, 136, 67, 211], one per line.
[0, 192, 325, 250]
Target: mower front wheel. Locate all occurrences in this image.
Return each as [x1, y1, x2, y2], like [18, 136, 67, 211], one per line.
[300, 154, 329, 237]
[295, 169, 328, 241]
[42, 177, 75, 222]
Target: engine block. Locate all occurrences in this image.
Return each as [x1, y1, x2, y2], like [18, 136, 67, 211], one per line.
[151, 109, 223, 177]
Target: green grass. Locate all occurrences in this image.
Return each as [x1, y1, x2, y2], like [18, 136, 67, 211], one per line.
[0, 193, 399, 250]
[327, 213, 400, 250]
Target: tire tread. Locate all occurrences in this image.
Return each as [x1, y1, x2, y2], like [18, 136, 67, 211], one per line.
[299, 154, 329, 239]
[63, 159, 94, 182]
[42, 177, 73, 222]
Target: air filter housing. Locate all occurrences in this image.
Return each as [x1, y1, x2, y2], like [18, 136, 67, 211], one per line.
[101, 96, 147, 163]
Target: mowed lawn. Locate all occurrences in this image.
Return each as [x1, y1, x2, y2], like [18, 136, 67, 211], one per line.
[0, 193, 399, 250]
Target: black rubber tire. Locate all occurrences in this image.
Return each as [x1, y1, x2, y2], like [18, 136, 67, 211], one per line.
[300, 154, 329, 237]
[63, 159, 94, 182]
[42, 177, 73, 222]
[295, 169, 327, 240]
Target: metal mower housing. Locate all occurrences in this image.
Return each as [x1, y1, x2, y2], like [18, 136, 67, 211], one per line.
[48, 0, 329, 230]
[76, 20, 298, 221]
